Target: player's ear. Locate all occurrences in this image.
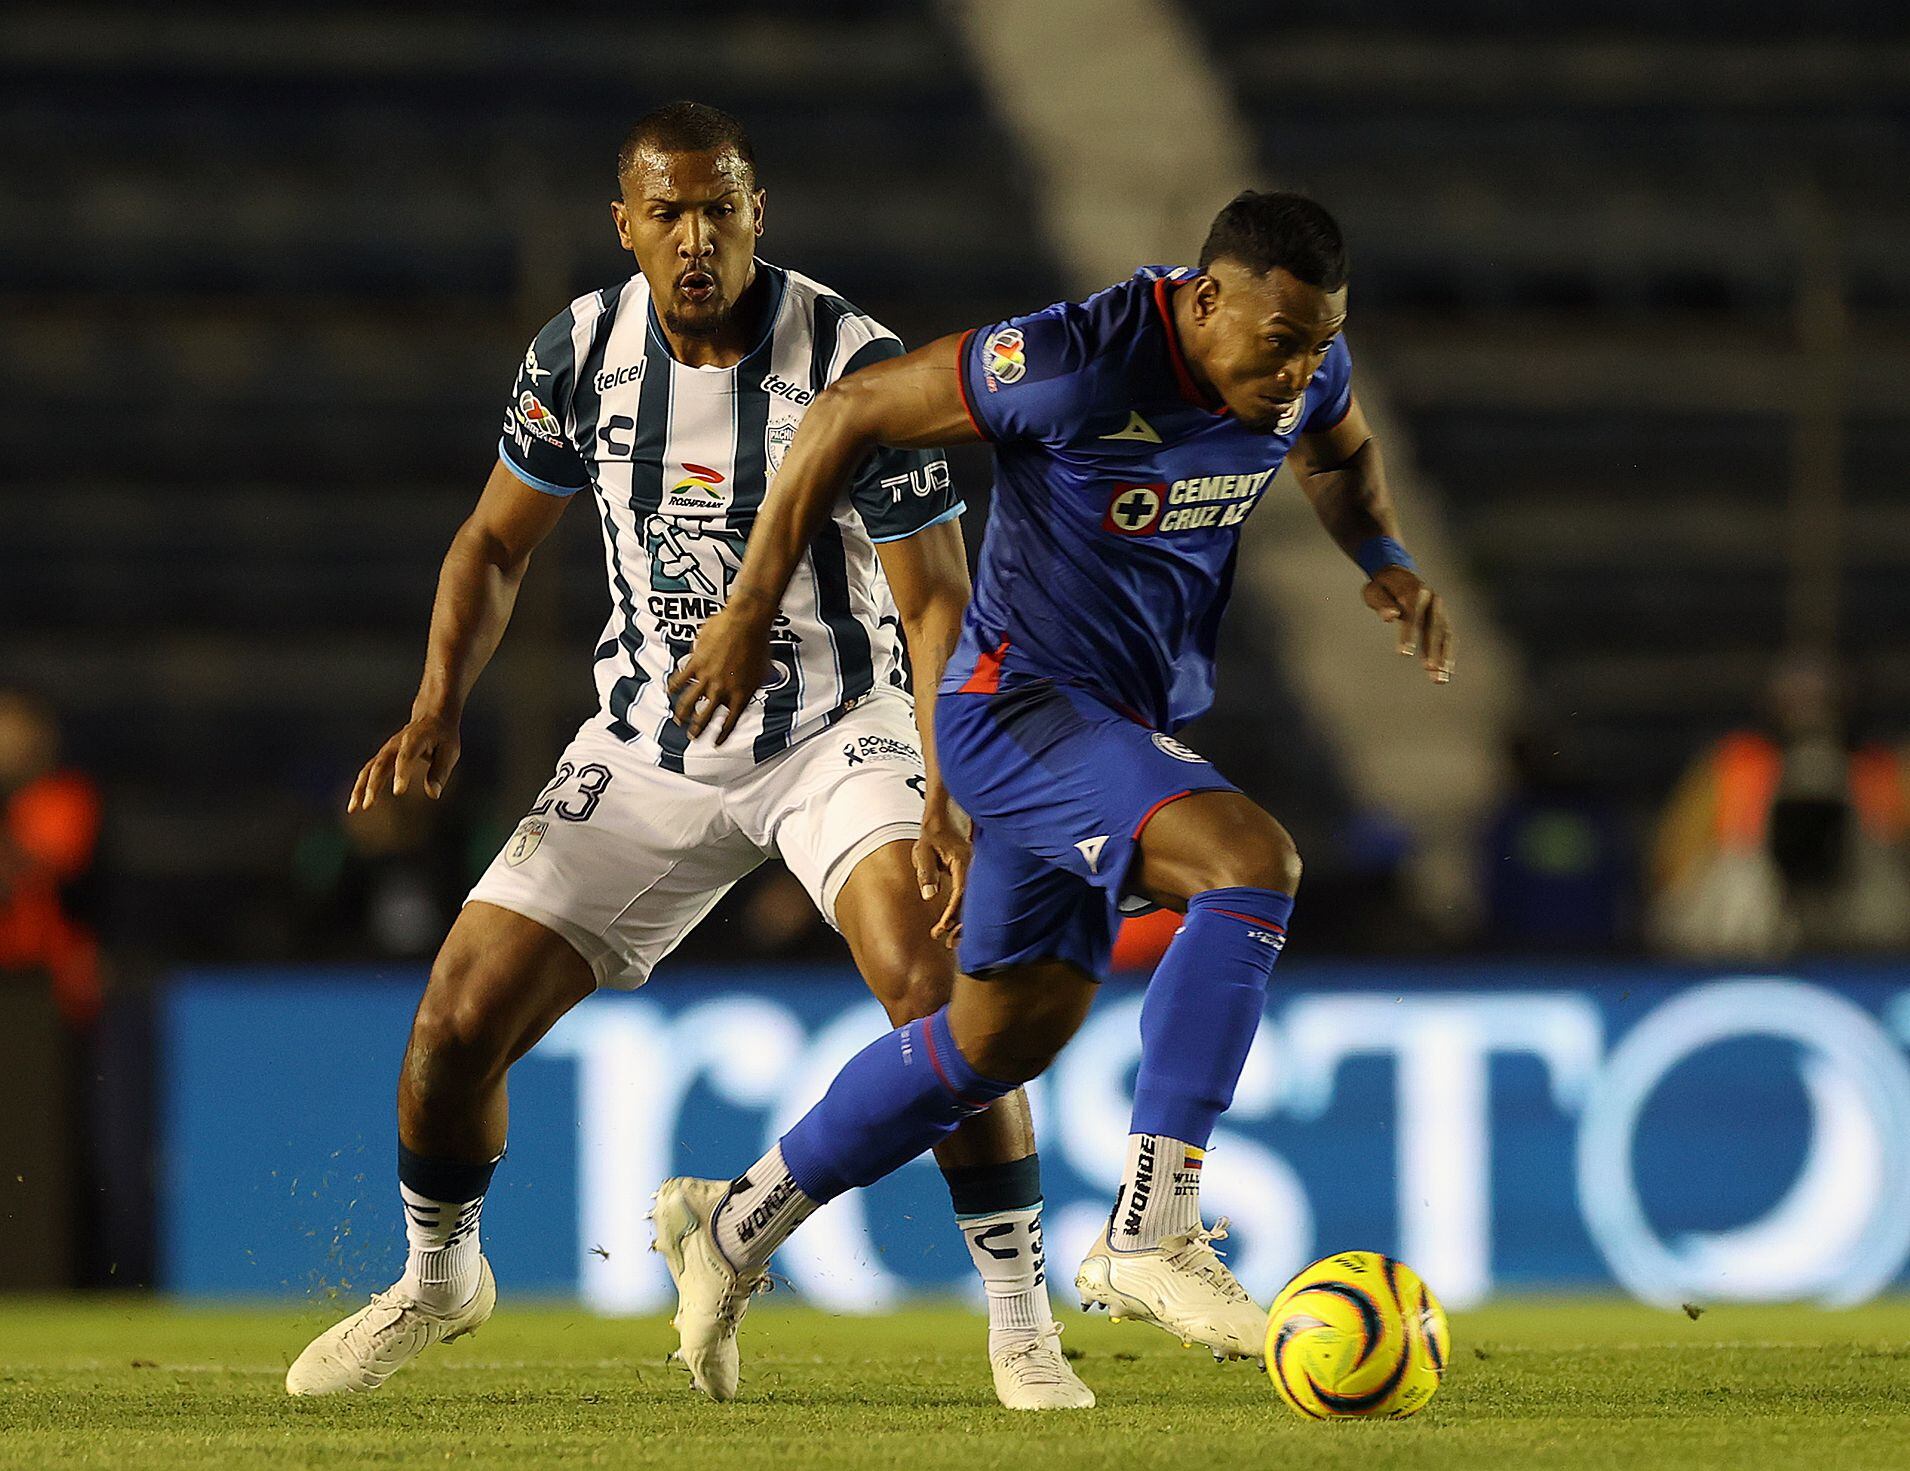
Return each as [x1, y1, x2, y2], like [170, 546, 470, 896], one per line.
[750, 188, 767, 238]
[1191, 272, 1221, 325]
[610, 199, 634, 252]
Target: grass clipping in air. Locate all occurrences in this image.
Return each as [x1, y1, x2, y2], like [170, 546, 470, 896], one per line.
[4, 1298, 1910, 1469]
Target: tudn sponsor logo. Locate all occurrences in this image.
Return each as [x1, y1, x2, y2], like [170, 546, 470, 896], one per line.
[733, 1175, 801, 1245]
[594, 362, 645, 393]
[761, 372, 814, 405]
[1120, 1136, 1156, 1234]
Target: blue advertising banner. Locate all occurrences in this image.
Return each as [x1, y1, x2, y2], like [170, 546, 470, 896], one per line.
[162, 962, 1910, 1311]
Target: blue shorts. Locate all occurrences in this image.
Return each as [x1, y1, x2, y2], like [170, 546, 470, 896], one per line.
[936, 678, 1239, 980]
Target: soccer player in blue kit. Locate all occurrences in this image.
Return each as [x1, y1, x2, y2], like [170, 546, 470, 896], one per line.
[654, 192, 1456, 1396]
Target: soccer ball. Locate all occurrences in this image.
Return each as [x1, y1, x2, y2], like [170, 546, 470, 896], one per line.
[1263, 1251, 1449, 1419]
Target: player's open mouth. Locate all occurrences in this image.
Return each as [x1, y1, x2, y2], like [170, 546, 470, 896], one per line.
[679, 271, 717, 304]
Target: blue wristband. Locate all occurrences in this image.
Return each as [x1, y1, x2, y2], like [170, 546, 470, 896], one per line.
[1355, 536, 1416, 578]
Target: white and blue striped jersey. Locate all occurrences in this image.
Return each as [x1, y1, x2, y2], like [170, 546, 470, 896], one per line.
[498, 261, 962, 782]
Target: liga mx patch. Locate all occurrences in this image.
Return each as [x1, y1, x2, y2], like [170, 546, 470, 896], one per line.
[983, 326, 1026, 387]
[505, 818, 548, 867]
[517, 391, 564, 444]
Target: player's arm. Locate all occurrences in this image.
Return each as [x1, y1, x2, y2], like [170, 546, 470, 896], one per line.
[669, 333, 982, 741]
[349, 462, 570, 811]
[874, 519, 973, 944]
[1287, 396, 1455, 684]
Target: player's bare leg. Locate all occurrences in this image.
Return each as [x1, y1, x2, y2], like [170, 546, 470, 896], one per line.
[1075, 791, 1300, 1362]
[838, 842, 1089, 1408]
[658, 960, 1097, 1403]
[287, 903, 595, 1395]
[657, 842, 1092, 1409]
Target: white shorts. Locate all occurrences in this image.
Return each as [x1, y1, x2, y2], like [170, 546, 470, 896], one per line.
[467, 689, 925, 988]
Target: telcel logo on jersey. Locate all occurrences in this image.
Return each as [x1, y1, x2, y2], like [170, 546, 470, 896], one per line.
[594, 362, 644, 394]
[761, 372, 814, 405]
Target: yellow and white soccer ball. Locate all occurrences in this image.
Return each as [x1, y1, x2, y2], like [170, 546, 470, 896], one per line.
[1264, 1251, 1449, 1420]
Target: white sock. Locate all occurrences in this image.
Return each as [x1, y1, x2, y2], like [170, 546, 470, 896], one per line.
[711, 1141, 819, 1275]
[1108, 1134, 1204, 1251]
[958, 1204, 1054, 1354]
[396, 1182, 484, 1310]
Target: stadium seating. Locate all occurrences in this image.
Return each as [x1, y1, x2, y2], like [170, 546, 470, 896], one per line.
[0, 2, 1067, 957]
[1188, 0, 1910, 801]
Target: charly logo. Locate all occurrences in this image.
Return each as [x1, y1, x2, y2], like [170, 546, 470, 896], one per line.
[983, 326, 1026, 387]
[522, 346, 550, 382]
[1151, 731, 1207, 764]
[505, 818, 549, 867]
[1275, 394, 1308, 436]
[517, 391, 564, 444]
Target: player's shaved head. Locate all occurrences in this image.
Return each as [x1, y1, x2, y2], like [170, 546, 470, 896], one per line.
[610, 102, 767, 356]
[617, 101, 757, 191]
[1198, 191, 1347, 290]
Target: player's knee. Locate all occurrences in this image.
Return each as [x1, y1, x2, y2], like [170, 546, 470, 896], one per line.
[856, 933, 955, 1026]
[408, 953, 516, 1094]
[954, 984, 1087, 1083]
[1197, 813, 1302, 896]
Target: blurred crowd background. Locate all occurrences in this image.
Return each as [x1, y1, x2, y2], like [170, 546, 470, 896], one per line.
[2, 1, 1907, 1287]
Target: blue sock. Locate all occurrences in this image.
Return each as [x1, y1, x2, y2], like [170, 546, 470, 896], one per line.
[780, 1007, 1016, 1204]
[1130, 886, 1293, 1147]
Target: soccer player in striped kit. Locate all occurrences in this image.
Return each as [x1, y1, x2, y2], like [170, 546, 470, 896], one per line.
[286, 102, 1091, 1411]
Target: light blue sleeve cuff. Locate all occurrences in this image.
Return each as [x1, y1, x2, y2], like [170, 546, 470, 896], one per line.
[868, 502, 967, 544]
[498, 438, 586, 497]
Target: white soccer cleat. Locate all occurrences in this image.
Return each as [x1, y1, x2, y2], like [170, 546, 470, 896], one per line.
[284, 1257, 496, 1396]
[1074, 1218, 1267, 1362]
[990, 1323, 1096, 1410]
[651, 1175, 770, 1402]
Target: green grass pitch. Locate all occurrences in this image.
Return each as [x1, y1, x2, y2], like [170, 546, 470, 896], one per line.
[4, 1297, 1910, 1469]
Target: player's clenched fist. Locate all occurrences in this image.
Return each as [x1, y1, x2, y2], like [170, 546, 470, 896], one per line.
[347, 712, 461, 812]
[1362, 566, 1455, 684]
[668, 602, 774, 744]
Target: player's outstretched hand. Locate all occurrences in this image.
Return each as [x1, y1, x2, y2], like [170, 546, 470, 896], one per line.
[348, 713, 460, 812]
[914, 795, 971, 949]
[1362, 566, 1455, 684]
[668, 604, 774, 744]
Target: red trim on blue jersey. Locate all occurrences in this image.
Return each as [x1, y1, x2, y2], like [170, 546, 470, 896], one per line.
[1317, 392, 1355, 432]
[954, 328, 990, 441]
[1151, 277, 1227, 416]
[1210, 909, 1287, 932]
[958, 639, 1011, 694]
[1131, 787, 1196, 840]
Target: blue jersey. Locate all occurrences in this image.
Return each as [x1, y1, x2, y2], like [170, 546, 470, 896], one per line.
[941, 266, 1353, 732]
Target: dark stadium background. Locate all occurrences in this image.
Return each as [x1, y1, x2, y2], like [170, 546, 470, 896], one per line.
[2, 1, 1906, 1298]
